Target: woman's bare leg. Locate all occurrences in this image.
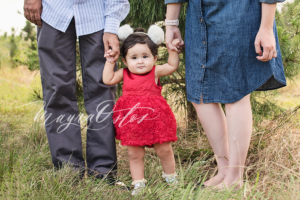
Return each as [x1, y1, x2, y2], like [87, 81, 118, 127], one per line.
[192, 95, 229, 186]
[215, 94, 252, 189]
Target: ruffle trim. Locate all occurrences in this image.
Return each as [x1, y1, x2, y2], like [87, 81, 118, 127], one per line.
[118, 137, 178, 148]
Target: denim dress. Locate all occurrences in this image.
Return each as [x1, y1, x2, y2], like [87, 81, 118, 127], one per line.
[165, 0, 287, 104]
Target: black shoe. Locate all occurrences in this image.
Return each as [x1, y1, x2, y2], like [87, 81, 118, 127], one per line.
[96, 173, 117, 186]
[92, 172, 131, 191]
[194, 182, 207, 190]
[72, 167, 85, 180]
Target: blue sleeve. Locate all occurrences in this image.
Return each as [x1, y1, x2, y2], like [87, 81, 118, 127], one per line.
[104, 0, 130, 35]
[165, 0, 188, 4]
[259, 0, 285, 4]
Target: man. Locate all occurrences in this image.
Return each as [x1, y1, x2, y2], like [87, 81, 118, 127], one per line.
[23, 0, 130, 184]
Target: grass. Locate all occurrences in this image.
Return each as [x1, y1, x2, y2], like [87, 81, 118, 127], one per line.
[273, 74, 300, 124]
[0, 60, 300, 199]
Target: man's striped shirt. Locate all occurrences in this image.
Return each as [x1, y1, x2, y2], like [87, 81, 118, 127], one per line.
[41, 0, 130, 36]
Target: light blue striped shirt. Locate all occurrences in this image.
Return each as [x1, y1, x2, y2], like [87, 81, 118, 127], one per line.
[41, 0, 130, 36]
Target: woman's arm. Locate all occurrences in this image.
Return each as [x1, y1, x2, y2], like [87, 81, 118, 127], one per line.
[165, 3, 184, 52]
[255, 3, 278, 62]
[155, 40, 180, 77]
[166, 3, 182, 20]
[103, 61, 124, 85]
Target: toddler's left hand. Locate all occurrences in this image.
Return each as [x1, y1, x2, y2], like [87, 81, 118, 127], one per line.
[171, 39, 183, 53]
[104, 49, 115, 64]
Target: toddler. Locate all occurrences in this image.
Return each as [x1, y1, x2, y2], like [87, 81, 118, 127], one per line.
[103, 24, 181, 195]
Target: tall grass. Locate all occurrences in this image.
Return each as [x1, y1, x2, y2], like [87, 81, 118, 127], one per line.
[0, 63, 300, 199]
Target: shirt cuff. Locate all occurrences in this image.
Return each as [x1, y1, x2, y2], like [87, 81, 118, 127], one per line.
[165, 0, 188, 4]
[259, 0, 285, 3]
[104, 17, 120, 35]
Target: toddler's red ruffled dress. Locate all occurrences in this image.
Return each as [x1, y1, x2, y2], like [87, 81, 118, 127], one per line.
[112, 66, 177, 147]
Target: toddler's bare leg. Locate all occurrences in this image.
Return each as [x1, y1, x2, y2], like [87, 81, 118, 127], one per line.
[153, 142, 176, 174]
[192, 95, 229, 186]
[128, 146, 145, 181]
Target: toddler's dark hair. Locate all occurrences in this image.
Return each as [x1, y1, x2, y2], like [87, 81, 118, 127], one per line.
[120, 27, 158, 59]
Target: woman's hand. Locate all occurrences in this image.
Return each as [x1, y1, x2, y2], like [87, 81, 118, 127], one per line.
[255, 3, 278, 62]
[255, 28, 277, 62]
[172, 39, 181, 50]
[166, 25, 184, 53]
[156, 38, 180, 78]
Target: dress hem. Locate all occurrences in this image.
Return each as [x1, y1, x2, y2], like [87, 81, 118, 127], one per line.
[118, 138, 178, 148]
[188, 72, 286, 104]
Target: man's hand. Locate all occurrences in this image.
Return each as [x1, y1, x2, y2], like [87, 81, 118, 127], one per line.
[166, 25, 184, 53]
[103, 33, 120, 63]
[24, 0, 42, 27]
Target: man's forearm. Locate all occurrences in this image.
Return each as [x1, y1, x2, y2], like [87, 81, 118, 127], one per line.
[166, 3, 182, 20]
[104, 0, 130, 35]
[260, 3, 277, 30]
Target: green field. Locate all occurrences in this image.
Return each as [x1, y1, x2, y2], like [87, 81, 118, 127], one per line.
[0, 43, 300, 199]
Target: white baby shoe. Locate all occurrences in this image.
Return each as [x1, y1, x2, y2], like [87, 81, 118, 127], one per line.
[131, 178, 147, 196]
[162, 172, 178, 185]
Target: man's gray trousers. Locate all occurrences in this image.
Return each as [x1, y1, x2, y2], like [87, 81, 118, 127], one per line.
[37, 19, 117, 176]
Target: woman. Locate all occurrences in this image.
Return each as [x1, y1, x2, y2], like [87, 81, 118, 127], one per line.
[164, 0, 286, 189]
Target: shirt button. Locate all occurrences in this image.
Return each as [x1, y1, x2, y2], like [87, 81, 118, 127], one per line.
[200, 18, 203, 22]
[202, 65, 205, 68]
[203, 41, 205, 44]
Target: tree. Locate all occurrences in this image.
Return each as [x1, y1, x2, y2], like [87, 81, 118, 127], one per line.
[276, 0, 300, 81]
[8, 28, 17, 62]
[15, 22, 39, 70]
[3, 32, 7, 39]
[22, 21, 37, 50]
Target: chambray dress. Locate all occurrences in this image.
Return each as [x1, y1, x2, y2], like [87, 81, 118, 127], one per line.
[165, 0, 287, 104]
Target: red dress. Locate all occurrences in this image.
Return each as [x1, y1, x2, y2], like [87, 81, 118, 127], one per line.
[112, 66, 177, 147]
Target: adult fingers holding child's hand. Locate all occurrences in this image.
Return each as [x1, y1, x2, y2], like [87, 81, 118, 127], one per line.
[106, 49, 113, 56]
[166, 26, 184, 52]
[103, 32, 120, 63]
[171, 39, 182, 53]
[177, 39, 185, 53]
[172, 39, 180, 47]
[105, 56, 114, 64]
[104, 50, 115, 64]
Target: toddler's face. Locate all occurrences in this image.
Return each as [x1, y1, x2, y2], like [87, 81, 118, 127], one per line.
[122, 43, 157, 75]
